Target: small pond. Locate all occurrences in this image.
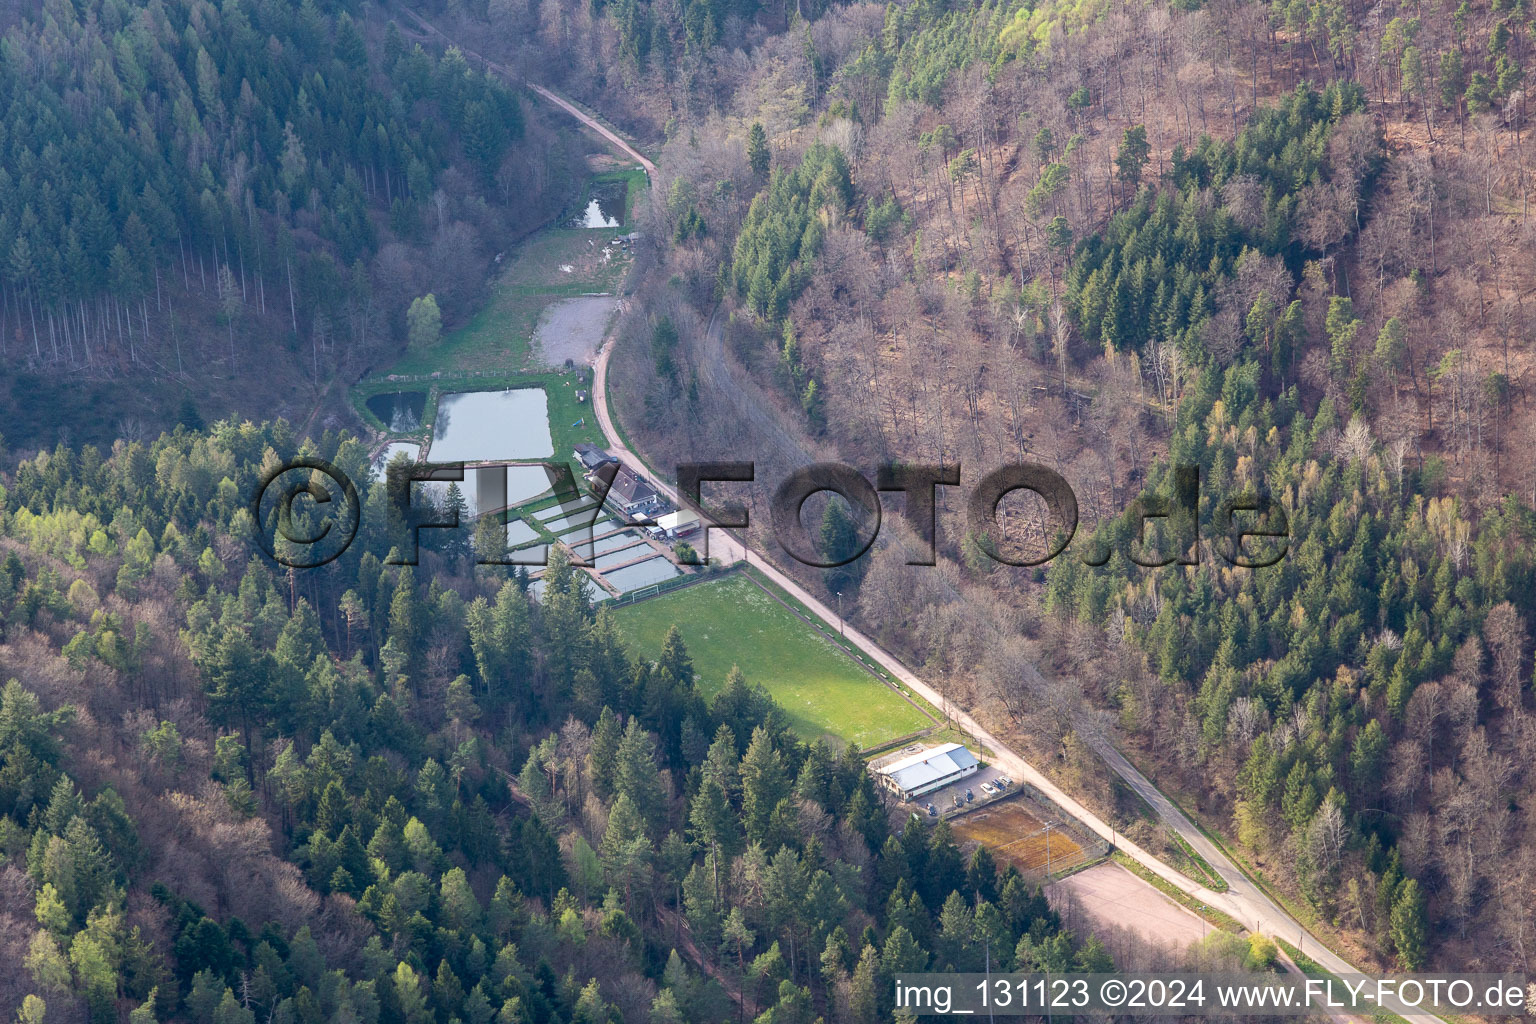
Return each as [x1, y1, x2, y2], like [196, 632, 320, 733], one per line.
[430, 389, 552, 463]
[571, 181, 626, 228]
[505, 519, 541, 547]
[570, 529, 645, 560]
[602, 557, 684, 593]
[536, 501, 596, 522]
[528, 573, 596, 603]
[367, 391, 427, 433]
[592, 545, 650, 569]
[543, 511, 610, 535]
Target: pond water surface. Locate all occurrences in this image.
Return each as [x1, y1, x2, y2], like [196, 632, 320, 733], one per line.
[430, 389, 552, 462]
[505, 519, 541, 547]
[602, 557, 683, 593]
[367, 391, 427, 433]
[536, 501, 596, 521]
[592, 545, 650, 569]
[570, 529, 644, 560]
[545, 512, 612, 535]
[571, 181, 626, 228]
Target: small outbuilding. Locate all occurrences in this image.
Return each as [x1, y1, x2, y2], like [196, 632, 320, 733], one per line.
[573, 443, 618, 472]
[649, 509, 701, 540]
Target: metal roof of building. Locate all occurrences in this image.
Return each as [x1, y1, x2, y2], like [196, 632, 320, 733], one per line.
[652, 510, 700, 532]
[878, 743, 979, 792]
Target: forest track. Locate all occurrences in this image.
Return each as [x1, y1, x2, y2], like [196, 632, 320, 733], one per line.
[404, 14, 1448, 1014]
[392, 8, 656, 179]
[623, 319, 1448, 1022]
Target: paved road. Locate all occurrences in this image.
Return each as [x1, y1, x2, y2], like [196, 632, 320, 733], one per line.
[415, 16, 1448, 1015]
[595, 341, 1452, 1024]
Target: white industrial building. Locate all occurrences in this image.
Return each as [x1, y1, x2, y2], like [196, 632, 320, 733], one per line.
[648, 509, 701, 540]
[876, 742, 980, 800]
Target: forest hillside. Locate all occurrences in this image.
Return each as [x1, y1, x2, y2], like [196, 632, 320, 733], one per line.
[429, 0, 1536, 977]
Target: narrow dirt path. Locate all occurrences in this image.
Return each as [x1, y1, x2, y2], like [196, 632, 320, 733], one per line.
[393, 7, 655, 179]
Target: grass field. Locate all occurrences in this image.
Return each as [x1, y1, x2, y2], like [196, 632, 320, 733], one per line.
[612, 573, 935, 748]
[953, 800, 1087, 874]
[384, 228, 633, 378]
[383, 167, 642, 379]
[353, 166, 640, 459]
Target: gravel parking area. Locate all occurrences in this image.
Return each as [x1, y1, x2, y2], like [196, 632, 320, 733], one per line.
[533, 296, 619, 367]
[1048, 862, 1209, 947]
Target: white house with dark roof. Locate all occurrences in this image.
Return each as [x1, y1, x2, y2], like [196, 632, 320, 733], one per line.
[608, 465, 661, 518]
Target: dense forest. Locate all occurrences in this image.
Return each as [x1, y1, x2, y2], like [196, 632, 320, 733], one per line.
[0, 424, 1167, 1020]
[412, 0, 1536, 981]
[7, 0, 1536, 1005]
[0, 0, 578, 448]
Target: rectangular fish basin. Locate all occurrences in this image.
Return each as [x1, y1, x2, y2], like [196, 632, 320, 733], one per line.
[602, 557, 683, 593]
[570, 529, 645, 560]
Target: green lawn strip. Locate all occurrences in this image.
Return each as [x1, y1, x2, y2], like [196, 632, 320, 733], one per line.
[1276, 940, 1411, 1024]
[611, 572, 932, 748]
[618, 167, 646, 224]
[1169, 829, 1230, 893]
[737, 565, 952, 727]
[1177, 796, 1360, 963]
[1110, 852, 1245, 934]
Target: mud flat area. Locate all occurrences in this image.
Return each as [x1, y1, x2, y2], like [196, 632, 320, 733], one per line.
[533, 296, 619, 367]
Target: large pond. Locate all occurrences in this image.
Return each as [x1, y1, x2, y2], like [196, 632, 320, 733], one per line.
[367, 391, 427, 433]
[571, 181, 625, 228]
[602, 556, 684, 593]
[430, 389, 552, 463]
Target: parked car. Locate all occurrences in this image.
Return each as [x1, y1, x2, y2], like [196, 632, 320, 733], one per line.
[980, 782, 997, 795]
[926, 803, 937, 816]
[996, 776, 1013, 787]
[965, 789, 974, 802]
